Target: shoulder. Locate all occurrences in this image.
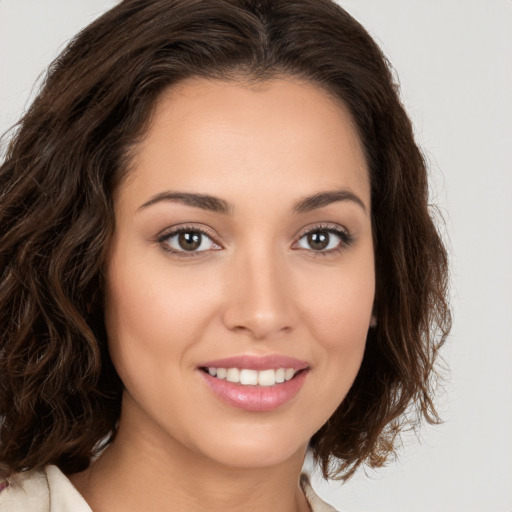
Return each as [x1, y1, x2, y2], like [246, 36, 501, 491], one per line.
[0, 467, 50, 512]
[0, 465, 91, 512]
[300, 473, 344, 512]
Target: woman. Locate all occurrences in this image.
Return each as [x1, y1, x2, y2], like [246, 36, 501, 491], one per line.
[0, 1, 451, 510]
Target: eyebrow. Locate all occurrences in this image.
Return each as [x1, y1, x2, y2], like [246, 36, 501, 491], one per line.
[138, 191, 231, 214]
[137, 188, 367, 215]
[293, 190, 367, 214]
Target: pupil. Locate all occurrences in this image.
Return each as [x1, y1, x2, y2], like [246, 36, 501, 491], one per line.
[308, 231, 329, 250]
[178, 231, 201, 251]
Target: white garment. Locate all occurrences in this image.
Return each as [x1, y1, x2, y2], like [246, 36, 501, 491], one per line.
[0, 466, 90, 512]
[0, 466, 340, 511]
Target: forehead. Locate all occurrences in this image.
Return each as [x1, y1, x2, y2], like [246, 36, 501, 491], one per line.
[122, 76, 370, 210]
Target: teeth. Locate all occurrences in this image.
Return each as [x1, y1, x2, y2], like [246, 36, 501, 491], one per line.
[284, 368, 295, 381]
[275, 368, 285, 383]
[205, 367, 299, 386]
[226, 368, 240, 383]
[258, 369, 275, 386]
[240, 369, 258, 385]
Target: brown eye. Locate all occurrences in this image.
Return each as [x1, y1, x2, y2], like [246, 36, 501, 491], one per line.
[296, 227, 351, 253]
[307, 231, 330, 251]
[178, 231, 202, 251]
[162, 229, 219, 254]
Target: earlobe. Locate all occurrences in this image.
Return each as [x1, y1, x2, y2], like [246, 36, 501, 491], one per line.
[369, 314, 377, 328]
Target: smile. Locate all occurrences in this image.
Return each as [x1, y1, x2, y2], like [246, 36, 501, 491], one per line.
[202, 367, 299, 386]
[198, 355, 310, 412]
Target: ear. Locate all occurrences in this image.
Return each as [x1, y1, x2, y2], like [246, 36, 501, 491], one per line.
[369, 314, 377, 328]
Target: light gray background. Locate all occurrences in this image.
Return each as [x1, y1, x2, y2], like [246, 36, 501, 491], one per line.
[1, 1, 511, 511]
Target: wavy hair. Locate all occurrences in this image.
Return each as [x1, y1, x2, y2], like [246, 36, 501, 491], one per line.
[0, 0, 451, 480]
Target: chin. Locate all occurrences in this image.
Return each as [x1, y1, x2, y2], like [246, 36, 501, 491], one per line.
[206, 445, 306, 470]
[188, 426, 309, 470]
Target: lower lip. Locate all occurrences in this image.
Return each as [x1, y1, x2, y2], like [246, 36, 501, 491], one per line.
[199, 370, 308, 412]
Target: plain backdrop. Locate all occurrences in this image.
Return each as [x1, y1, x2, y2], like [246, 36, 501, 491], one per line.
[1, 1, 511, 511]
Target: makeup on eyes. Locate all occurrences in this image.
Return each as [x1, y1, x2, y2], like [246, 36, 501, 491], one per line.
[292, 222, 355, 254]
[155, 221, 355, 257]
[156, 224, 222, 256]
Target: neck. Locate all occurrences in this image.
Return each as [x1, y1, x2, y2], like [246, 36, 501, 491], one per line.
[70, 404, 311, 512]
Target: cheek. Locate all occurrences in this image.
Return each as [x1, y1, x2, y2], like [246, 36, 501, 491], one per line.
[298, 255, 375, 399]
[299, 261, 375, 348]
[106, 245, 217, 339]
[103, 256, 210, 383]
[284, 261, 374, 440]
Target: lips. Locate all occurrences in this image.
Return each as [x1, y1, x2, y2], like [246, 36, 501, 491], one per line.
[198, 355, 310, 412]
[199, 354, 309, 371]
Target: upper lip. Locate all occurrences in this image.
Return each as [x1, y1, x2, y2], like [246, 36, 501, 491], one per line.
[198, 354, 310, 371]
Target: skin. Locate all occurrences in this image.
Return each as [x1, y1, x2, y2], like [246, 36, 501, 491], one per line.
[71, 77, 375, 512]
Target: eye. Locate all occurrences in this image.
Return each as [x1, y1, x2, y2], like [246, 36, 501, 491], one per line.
[159, 228, 221, 255]
[295, 226, 353, 253]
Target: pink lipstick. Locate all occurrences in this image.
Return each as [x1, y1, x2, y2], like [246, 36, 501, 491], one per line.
[198, 355, 310, 412]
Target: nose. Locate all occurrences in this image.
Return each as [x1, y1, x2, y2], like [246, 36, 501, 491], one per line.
[221, 246, 297, 340]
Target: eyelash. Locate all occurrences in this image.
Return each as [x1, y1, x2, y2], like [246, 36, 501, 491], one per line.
[156, 223, 354, 257]
[157, 225, 220, 257]
[293, 224, 355, 256]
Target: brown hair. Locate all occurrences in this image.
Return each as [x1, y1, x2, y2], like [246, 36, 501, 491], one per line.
[0, 0, 450, 480]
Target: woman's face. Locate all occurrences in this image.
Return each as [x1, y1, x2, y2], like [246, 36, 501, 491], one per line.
[105, 77, 375, 469]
